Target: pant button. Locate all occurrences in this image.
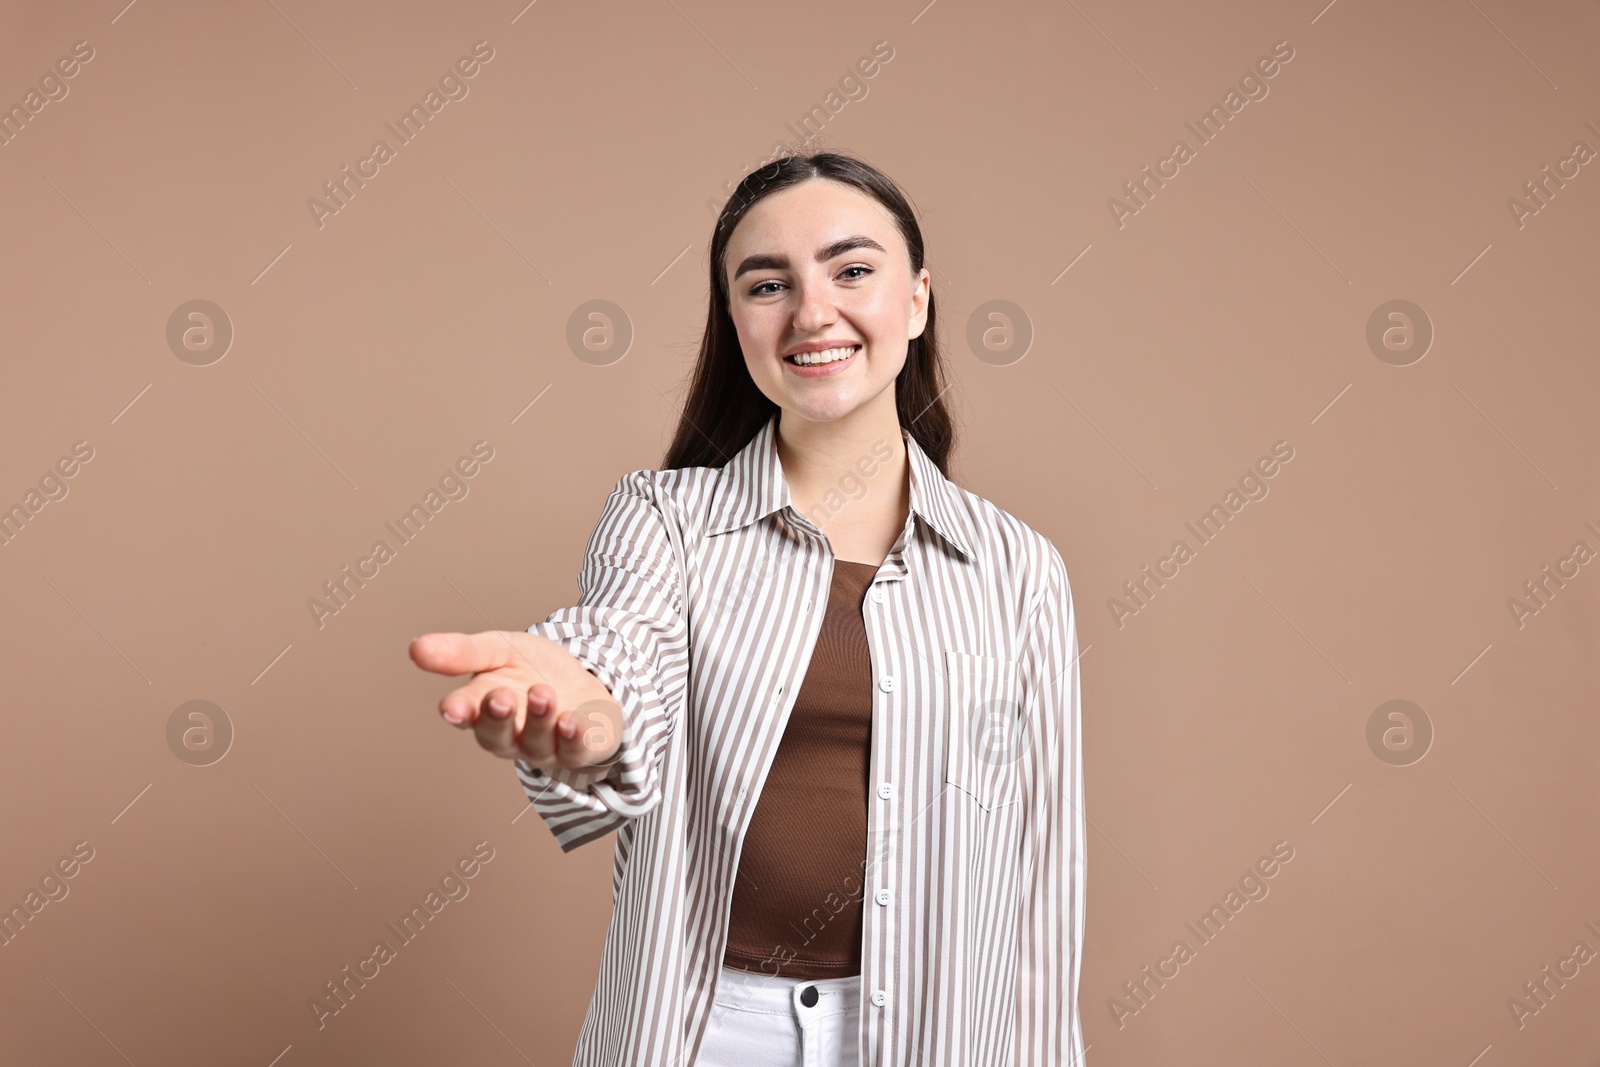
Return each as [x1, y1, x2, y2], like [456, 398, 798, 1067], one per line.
[800, 985, 818, 1007]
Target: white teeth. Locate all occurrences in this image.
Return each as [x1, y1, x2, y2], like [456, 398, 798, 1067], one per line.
[790, 345, 857, 365]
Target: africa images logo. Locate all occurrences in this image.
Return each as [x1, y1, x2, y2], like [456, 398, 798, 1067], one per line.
[306, 41, 495, 230]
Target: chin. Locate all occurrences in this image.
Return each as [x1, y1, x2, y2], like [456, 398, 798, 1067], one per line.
[785, 398, 864, 424]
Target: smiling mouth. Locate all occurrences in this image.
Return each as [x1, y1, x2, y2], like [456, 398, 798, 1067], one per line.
[784, 344, 861, 366]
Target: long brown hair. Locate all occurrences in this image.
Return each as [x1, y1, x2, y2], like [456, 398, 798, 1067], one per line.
[660, 151, 956, 474]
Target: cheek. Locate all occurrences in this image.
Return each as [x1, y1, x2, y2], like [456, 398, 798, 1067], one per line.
[734, 328, 784, 389]
[731, 304, 781, 345]
[853, 288, 908, 334]
[741, 345, 771, 384]
[731, 310, 775, 365]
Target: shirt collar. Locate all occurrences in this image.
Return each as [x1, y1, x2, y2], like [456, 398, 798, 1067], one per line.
[705, 411, 976, 563]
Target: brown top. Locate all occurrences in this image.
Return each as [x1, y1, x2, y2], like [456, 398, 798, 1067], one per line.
[720, 558, 879, 979]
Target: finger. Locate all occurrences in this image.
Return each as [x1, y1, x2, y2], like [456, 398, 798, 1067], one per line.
[515, 684, 560, 764]
[552, 711, 586, 767]
[439, 675, 499, 726]
[473, 685, 523, 755]
[515, 690, 610, 771]
[549, 697, 625, 770]
[410, 631, 519, 679]
[437, 658, 535, 725]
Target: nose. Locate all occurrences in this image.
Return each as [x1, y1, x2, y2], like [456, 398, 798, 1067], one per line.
[790, 275, 838, 334]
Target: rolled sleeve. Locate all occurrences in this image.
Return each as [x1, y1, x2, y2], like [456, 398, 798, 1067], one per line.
[1014, 541, 1088, 1065]
[514, 469, 690, 853]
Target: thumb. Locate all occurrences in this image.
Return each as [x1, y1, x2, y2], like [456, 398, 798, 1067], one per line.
[409, 631, 521, 677]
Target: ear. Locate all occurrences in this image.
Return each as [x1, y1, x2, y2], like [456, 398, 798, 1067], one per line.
[907, 267, 931, 340]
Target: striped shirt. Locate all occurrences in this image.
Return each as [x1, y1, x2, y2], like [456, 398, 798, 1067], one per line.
[516, 411, 1086, 1067]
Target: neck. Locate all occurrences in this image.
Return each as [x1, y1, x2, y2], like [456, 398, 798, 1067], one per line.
[774, 396, 907, 515]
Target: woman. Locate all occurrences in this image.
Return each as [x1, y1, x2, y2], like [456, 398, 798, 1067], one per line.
[410, 152, 1086, 1067]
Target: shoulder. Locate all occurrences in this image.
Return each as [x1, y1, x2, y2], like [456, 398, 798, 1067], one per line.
[607, 465, 718, 499]
[946, 482, 1071, 602]
[602, 465, 719, 526]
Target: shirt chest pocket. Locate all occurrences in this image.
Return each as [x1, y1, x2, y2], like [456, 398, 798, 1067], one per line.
[943, 650, 1026, 812]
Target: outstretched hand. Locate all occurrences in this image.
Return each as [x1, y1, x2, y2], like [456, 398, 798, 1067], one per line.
[410, 630, 624, 772]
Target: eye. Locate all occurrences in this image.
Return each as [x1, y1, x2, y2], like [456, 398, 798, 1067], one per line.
[746, 264, 873, 297]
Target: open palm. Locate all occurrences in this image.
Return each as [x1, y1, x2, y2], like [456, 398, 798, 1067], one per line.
[409, 630, 623, 772]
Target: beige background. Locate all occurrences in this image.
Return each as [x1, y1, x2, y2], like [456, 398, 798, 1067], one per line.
[2, 0, 1597, 1063]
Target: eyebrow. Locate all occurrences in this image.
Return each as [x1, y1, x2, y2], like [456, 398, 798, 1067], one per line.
[731, 235, 888, 281]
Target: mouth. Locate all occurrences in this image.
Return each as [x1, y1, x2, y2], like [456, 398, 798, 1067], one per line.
[783, 344, 861, 372]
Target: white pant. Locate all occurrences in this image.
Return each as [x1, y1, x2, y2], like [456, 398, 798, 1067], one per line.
[695, 965, 861, 1067]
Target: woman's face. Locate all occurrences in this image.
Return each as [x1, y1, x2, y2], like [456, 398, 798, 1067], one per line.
[723, 179, 930, 427]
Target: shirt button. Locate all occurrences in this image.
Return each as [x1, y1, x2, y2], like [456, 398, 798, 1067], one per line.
[878, 676, 895, 693]
[872, 588, 885, 603]
[871, 989, 888, 1007]
[877, 782, 893, 800]
[875, 889, 891, 906]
